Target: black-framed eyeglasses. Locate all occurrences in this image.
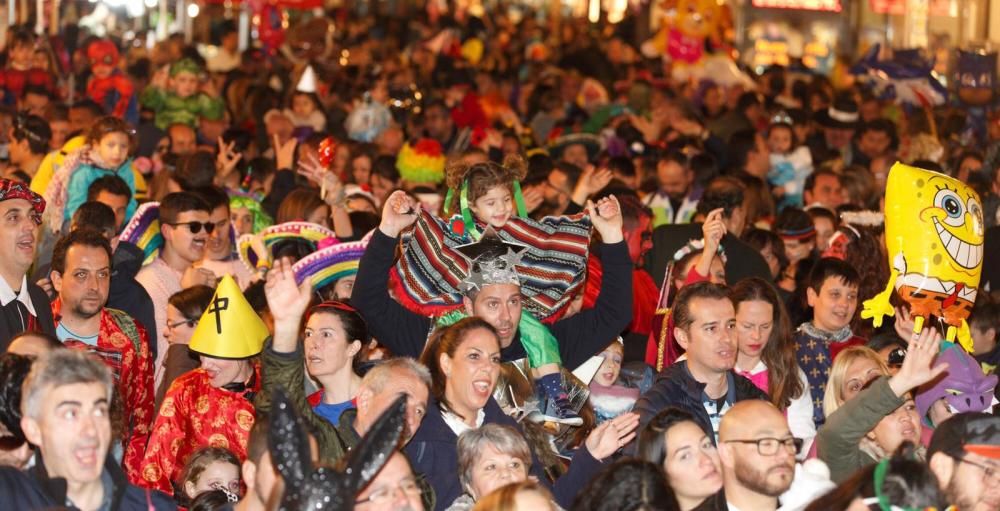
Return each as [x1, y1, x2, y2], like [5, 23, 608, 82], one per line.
[887, 347, 907, 368]
[725, 437, 802, 456]
[165, 221, 215, 234]
[167, 318, 197, 330]
[354, 476, 422, 505]
[957, 456, 1000, 486]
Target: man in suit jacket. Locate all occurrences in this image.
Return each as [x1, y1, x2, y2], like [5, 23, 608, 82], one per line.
[0, 179, 54, 349]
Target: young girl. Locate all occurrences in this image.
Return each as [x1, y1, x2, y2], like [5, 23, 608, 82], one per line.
[392, 156, 592, 425]
[588, 339, 639, 424]
[766, 119, 813, 209]
[284, 89, 326, 135]
[44, 116, 139, 233]
[179, 447, 242, 503]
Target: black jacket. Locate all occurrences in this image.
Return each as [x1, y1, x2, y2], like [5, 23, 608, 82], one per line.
[0, 452, 174, 510]
[353, 229, 633, 369]
[645, 223, 772, 287]
[633, 361, 769, 442]
[406, 397, 603, 511]
[691, 489, 728, 511]
[109, 241, 158, 360]
[0, 281, 55, 351]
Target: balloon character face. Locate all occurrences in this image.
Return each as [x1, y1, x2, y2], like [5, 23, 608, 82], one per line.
[862, 162, 984, 351]
[676, 0, 718, 39]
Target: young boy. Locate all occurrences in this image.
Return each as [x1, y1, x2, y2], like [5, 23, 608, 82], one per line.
[0, 29, 55, 107]
[795, 257, 866, 425]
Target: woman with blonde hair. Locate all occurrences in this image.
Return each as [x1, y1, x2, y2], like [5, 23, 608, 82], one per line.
[822, 345, 890, 418]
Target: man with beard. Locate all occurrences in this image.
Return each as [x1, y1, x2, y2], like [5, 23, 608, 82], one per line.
[642, 150, 701, 228]
[694, 400, 796, 510]
[0, 350, 173, 509]
[49, 228, 155, 485]
[927, 413, 1000, 511]
[0, 179, 55, 349]
[136, 192, 216, 389]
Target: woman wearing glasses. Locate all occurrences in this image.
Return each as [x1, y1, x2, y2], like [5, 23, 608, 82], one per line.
[156, 285, 215, 407]
[817, 327, 949, 482]
[636, 407, 722, 510]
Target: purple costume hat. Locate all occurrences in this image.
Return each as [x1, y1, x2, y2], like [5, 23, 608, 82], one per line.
[916, 345, 998, 427]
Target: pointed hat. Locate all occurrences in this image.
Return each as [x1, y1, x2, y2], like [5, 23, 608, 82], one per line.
[189, 275, 268, 359]
[296, 65, 318, 94]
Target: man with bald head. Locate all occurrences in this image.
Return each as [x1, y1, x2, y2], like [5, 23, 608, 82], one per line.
[694, 400, 797, 510]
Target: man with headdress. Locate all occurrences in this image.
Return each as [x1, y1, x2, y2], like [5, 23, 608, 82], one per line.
[353, 190, 633, 411]
[0, 179, 55, 349]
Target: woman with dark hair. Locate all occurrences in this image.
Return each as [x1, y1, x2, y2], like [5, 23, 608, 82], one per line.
[742, 228, 788, 282]
[571, 459, 680, 511]
[636, 407, 721, 510]
[805, 443, 946, 511]
[409, 317, 637, 511]
[0, 353, 34, 468]
[301, 301, 368, 424]
[729, 278, 814, 456]
[276, 188, 330, 227]
[157, 285, 215, 406]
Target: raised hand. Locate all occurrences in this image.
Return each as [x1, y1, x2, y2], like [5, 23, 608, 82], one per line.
[297, 153, 343, 204]
[215, 137, 242, 182]
[182, 266, 217, 288]
[571, 165, 614, 205]
[273, 134, 298, 171]
[585, 412, 640, 461]
[587, 195, 624, 244]
[888, 327, 949, 397]
[264, 258, 313, 347]
[701, 208, 727, 254]
[378, 190, 419, 238]
[521, 184, 545, 214]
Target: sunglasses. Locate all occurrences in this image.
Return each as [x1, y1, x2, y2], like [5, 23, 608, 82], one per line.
[166, 221, 216, 234]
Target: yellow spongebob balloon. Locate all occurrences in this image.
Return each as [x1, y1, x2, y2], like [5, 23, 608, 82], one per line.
[862, 162, 984, 351]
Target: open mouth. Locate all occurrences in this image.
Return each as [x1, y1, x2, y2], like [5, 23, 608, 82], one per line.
[934, 218, 983, 269]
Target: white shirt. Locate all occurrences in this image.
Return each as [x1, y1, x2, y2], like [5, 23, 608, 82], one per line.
[736, 360, 817, 460]
[441, 408, 486, 436]
[0, 275, 37, 317]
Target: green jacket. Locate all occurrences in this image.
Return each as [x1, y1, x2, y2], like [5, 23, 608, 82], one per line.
[816, 376, 906, 483]
[255, 340, 353, 463]
[139, 86, 224, 130]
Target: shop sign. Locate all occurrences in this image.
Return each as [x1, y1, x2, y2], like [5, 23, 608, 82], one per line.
[751, 0, 842, 11]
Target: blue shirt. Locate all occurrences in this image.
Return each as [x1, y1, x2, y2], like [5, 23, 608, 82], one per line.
[313, 397, 356, 425]
[56, 323, 99, 346]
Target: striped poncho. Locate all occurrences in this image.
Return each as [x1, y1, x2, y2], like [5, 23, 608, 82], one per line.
[390, 210, 592, 323]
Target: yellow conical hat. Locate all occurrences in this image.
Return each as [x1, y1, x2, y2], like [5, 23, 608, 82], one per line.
[189, 275, 268, 359]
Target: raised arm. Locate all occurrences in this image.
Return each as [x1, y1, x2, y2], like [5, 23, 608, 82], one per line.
[552, 196, 632, 368]
[350, 191, 433, 358]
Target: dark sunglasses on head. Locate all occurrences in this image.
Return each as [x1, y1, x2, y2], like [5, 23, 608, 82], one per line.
[166, 221, 216, 234]
[888, 347, 907, 368]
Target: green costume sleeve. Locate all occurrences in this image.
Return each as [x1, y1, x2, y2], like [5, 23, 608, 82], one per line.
[434, 309, 562, 368]
[519, 310, 562, 368]
[139, 86, 167, 111]
[197, 93, 225, 121]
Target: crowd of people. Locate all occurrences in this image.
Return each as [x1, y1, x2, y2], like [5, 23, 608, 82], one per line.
[0, 5, 998, 511]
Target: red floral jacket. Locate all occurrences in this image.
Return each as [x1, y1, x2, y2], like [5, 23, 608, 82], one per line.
[139, 366, 260, 495]
[51, 300, 155, 486]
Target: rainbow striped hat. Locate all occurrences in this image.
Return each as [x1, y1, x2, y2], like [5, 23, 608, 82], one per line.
[291, 231, 372, 290]
[119, 202, 162, 264]
[237, 221, 336, 272]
